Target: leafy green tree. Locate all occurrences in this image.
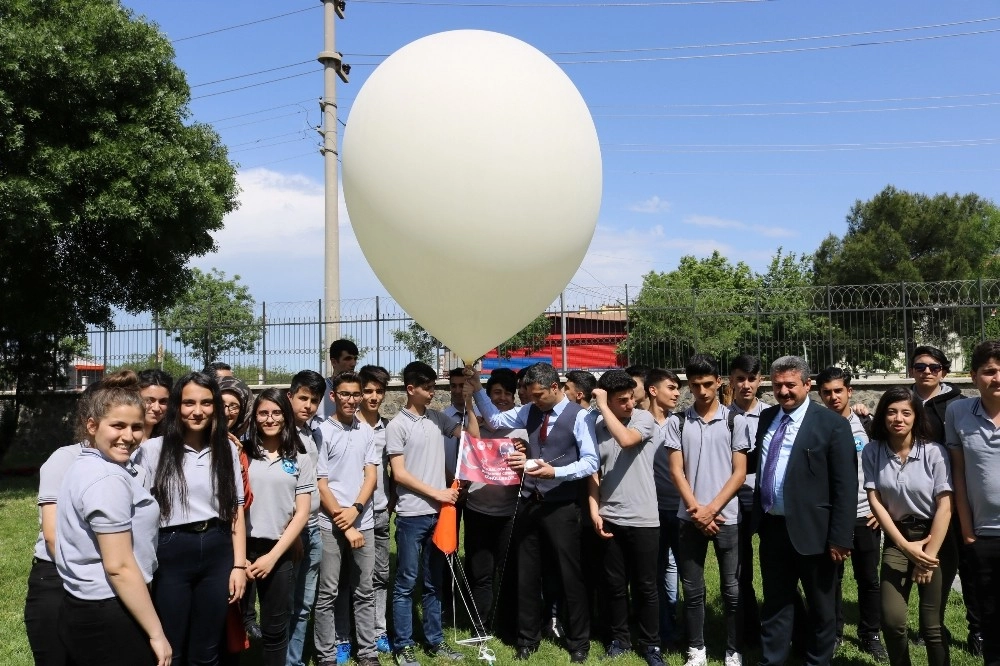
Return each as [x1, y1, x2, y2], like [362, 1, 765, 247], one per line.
[109, 350, 193, 382]
[159, 269, 261, 364]
[497, 314, 552, 359]
[755, 249, 832, 367]
[394, 314, 553, 366]
[392, 323, 441, 366]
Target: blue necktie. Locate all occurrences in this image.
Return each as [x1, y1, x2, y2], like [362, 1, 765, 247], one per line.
[760, 414, 791, 514]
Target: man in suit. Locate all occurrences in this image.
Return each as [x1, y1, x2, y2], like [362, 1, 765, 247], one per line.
[752, 356, 856, 666]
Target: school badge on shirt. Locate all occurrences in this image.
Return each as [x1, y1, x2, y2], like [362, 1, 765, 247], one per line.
[281, 459, 298, 475]
[854, 437, 865, 452]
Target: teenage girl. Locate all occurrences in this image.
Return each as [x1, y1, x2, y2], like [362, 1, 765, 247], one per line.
[138, 369, 173, 441]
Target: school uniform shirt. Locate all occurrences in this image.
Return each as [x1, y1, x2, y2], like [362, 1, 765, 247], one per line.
[246, 447, 317, 541]
[370, 416, 390, 513]
[314, 415, 379, 530]
[862, 440, 952, 522]
[385, 408, 460, 517]
[945, 397, 1000, 536]
[730, 399, 767, 489]
[297, 422, 322, 528]
[132, 436, 244, 526]
[847, 412, 872, 518]
[664, 404, 751, 524]
[55, 448, 160, 600]
[592, 408, 659, 527]
[464, 425, 526, 517]
[652, 416, 681, 514]
[34, 442, 85, 562]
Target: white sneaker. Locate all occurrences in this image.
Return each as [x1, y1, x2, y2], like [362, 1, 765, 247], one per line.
[684, 647, 708, 666]
[725, 650, 743, 666]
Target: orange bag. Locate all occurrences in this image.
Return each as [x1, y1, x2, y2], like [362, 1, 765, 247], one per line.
[432, 480, 461, 555]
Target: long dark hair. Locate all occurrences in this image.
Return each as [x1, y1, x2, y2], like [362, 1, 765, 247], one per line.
[871, 386, 934, 443]
[245, 388, 302, 460]
[154, 372, 238, 524]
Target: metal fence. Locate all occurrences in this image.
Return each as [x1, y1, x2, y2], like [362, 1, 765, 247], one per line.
[81, 280, 1000, 384]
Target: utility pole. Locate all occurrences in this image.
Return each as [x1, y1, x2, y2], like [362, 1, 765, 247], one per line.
[318, 0, 349, 372]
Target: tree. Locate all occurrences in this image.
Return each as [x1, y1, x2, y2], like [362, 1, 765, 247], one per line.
[496, 314, 552, 359]
[393, 322, 441, 366]
[159, 269, 261, 364]
[0, 0, 239, 391]
[756, 249, 831, 367]
[394, 314, 553, 366]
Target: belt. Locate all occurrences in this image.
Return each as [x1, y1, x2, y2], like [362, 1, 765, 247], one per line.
[161, 517, 222, 533]
[896, 515, 931, 527]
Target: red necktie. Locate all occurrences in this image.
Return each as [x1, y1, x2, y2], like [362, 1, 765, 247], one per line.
[540, 410, 552, 443]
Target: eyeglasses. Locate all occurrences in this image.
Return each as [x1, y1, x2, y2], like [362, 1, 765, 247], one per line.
[256, 410, 284, 422]
[223, 403, 241, 414]
[335, 391, 363, 400]
[912, 362, 943, 373]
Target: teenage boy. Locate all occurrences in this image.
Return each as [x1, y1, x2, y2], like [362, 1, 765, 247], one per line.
[357, 365, 393, 654]
[564, 370, 597, 410]
[320, 339, 360, 419]
[387, 361, 478, 665]
[947, 339, 1000, 666]
[444, 367, 481, 483]
[587, 369, 665, 666]
[314, 372, 380, 666]
[287, 370, 328, 666]
[646, 367, 683, 650]
[816, 367, 886, 660]
[666, 354, 749, 666]
[727, 354, 766, 644]
[626, 365, 652, 410]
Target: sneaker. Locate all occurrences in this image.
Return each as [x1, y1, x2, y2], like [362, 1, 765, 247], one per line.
[356, 658, 382, 666]
[968, 632, 984, 657]
[684, 646, 708, 666]
[644, 646, 666, 666]
[724, 650, 743, 666]
[376, 633, 393, 654]
[606, 640, 629, 658]
[427, 642, 464, 661]
[336, 641, 352, 665]
[862, 634, 888, 661]
[395, 645, 420, 666]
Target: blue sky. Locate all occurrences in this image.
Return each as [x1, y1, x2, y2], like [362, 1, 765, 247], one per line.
[123, 0, 1000, 306]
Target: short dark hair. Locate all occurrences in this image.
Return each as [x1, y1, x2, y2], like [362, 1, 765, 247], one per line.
[522, 362, 559, 389]
[910, 345, 950, 373]
[449, 367, 466, 379]
[358, 364, 390, 389]
[686, 353, 720, 379]
[565, 370, 596, 401]
[730, 354, 761, 376]
[203, 361, 231, 377]
[815, 366, 852, 388]
[597, 369, 637, 394]
[329, 339, 359, 362]
[515, 366, 531, 385]
[624, 365, 651, 381]
[971, 340, 1000, 372]
[645, 367, 681, 395]
[289, 370, 326, 398]
[871, 386, 933, 442]
[486, 368, 518, 396]
[402, 361, 437, 388]
[331, 371, 363, 390]
[137, 368, 173, 392]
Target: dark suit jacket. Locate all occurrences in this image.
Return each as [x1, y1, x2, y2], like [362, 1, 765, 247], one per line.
[751, 400, 857, 556]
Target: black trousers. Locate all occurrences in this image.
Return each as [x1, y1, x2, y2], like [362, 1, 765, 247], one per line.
[246, 537, 294, 666]
[969, 535, 1000, 666]
[515, 498, 590, 652]
[463, 508, 517, 639]
[737, 485, 761, 642]
[954, 515, 982, 636]
[600, 522, 661, 651]
[58, 594, 155, 666]
[25, 558, 68, 666]
[835, 517, 882, 639]
[758, 514, 839, 666]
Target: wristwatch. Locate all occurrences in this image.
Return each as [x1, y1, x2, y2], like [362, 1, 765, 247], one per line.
[352, 502, 364, 514]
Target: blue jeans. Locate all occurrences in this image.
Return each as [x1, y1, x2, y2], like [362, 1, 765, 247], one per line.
[392, 514, 445, 649]
[657, 510, 681, 644]
[287, 524, 323, 666]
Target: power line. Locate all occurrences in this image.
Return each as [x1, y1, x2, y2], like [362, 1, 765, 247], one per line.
[191, 61, 315, 88]
[594, 100, 1000, 118]
[227, 130, 314, 149]
[215, 110, 310, 131]
[191, 70, 318, 100]
[590, 90, 1000, 109]
[201, 99, 317, 124]
[616, 167, 1000, 176]
[352, 0, 774, 6]
[604, 137, 1000, 153]
[240, 151, 320, 170]
[228, 136, 316, 155]
[172, 6, 316, 43]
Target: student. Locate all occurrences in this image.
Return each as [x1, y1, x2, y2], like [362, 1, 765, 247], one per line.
[444, 366, 481, 483]
[357, 364, 394, 654]
[313, 371, 380, 666]
[726, 354, 766, 645]
[474, 362, 598, 663]
[133, 371, 247, 665]
[666, 353, 749, 666]
[587, 369, 665, 666]
[320, 339, 360, 419]
[563, 370, 597, 410]
[388, 361, 478, 665]
[219, 376, 253, 442]
[138, 369, 173, 441]
[463, 368, 524, 640]
[55, 371, 170, 666]
[947, 339, 1000, 666]
[286, 370, 327, 666]
[243, 389, 314, 666]
[626, 364, 652, 410]
[816, 367, 886, 659]
[865, 387, 955, 666]
[204, 361, 234, 380]
[645, 367, 683, 650]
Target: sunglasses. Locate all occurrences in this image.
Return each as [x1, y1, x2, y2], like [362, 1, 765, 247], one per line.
[911, 362, 943, 373]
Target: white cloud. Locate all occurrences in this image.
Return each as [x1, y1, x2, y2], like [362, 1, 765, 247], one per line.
[684, 214, 795, 239]
[627, 195, 672, 214]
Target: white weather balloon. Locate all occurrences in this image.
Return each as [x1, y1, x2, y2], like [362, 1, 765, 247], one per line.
[342, 30, 602, 363]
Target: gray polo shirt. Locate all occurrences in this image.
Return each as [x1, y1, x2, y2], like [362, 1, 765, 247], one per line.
[665, 404, 750, 525]
[297, 425, 322, 528]
[386, 407, 459, 517]
[315, 416, 379, 531]
[56, 449, 160, 600]
[730, 400, 766, 489]
[653, 416, 680, 513]
[594, 408, 659, 528]
[465, 425, 525, 517]
[847, 412, 871, 518]
[945, 397, 1000, 536]
[863, 440, 952, 521]
[132, 437, 244, 527]
[35, 442, 85, 562]
[246, 448, 316, 540]
[371, 416, 390, 513]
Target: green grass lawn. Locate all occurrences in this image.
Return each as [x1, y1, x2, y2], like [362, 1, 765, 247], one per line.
[0, 472, 983, 666]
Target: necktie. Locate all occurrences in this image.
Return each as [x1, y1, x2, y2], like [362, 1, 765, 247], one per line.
[540, 410, 552, 443]
[760, 414, 791, 514]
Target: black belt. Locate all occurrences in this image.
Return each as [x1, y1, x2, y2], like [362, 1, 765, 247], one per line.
[161, 517, 222, 533]
[896, 515, 931, 527]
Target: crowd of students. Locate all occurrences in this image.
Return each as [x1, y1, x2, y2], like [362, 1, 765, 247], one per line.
[22, 337, 1000, 666]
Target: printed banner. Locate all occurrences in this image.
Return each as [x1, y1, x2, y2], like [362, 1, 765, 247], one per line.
[456, 433, 521, 486]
